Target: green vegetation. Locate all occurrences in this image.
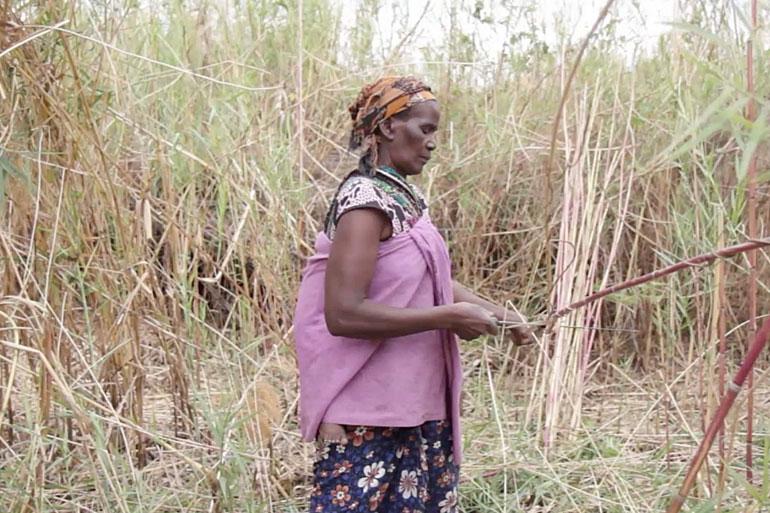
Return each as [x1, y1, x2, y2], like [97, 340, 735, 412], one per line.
[1, 0, 768, 511]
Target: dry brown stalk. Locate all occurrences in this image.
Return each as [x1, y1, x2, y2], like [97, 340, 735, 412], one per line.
[3, 1, 770, 509]
[666, 316, 770, 513]
[744, 0, 759, 482]
[129, 310, 146, 468]
[716, 223, 727, 492]
[296, 0, 305, 185]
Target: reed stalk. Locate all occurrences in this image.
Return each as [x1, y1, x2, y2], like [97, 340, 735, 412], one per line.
[716, 220, 728, 495]
[541, 74, 633, 449]
[666, 317, 770, 513]
[744, 0, 758, 482]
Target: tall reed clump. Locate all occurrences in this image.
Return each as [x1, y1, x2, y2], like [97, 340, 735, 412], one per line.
[1, 0, 769, 511]
[537, 73, 635, 450]
[525, 2, 770, 460]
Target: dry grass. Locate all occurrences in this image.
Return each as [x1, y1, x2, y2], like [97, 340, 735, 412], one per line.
[1, 0, 770, 511]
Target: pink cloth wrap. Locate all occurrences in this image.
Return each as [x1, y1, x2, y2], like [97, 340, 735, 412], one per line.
[293, 216, 464, 463]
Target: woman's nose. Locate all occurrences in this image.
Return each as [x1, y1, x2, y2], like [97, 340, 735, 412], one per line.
[426, 139, 436, 151]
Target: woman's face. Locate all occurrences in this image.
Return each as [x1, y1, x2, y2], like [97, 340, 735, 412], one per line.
[381, 100, 440, 176]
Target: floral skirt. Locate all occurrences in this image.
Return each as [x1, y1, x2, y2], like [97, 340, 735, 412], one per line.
[310, 420, 459, 513]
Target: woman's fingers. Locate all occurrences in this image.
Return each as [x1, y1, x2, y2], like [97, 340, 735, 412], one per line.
[512, 325, 536, 345]
[450, 302, 498, 339]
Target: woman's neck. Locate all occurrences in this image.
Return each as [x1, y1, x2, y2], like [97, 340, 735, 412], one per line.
[377, 165, 406, 179]
[375, 152, 406, 178]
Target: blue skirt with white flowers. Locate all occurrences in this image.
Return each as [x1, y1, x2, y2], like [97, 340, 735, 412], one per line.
[310, 421, 459, 513]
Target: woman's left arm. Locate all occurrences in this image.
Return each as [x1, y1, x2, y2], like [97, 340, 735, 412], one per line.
[452, 281, 533, 344]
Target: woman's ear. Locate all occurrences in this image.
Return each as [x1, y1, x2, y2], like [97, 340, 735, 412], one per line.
[377, 118, 397, 142]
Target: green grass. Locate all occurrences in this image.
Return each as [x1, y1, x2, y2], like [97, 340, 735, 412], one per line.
[1, 0, 769, 511]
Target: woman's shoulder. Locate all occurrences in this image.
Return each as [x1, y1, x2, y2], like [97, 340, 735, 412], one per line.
[323, 171, 398, 239]
[338, 171, 382, 192]
[335, 171, 393, 209]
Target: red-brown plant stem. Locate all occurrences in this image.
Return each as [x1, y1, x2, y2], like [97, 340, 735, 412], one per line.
[665, 317, 770, 513]
[549, 238, 770, 320]
[477, 237, 767, 484]
[745, 0, 758, 482]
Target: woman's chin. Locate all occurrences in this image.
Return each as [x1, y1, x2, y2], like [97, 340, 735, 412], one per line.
[411, 163, 428, 175]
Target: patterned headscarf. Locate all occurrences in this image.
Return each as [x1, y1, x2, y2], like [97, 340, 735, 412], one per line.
[348, 76, 436, 174]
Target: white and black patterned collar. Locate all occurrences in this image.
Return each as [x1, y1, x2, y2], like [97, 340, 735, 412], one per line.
[374, 166, 421, 206]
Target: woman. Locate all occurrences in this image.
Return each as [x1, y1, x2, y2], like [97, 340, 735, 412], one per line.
[294, 76, 530, 513]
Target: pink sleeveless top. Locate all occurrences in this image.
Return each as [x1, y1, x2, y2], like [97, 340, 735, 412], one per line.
[293, 216, 464, 463]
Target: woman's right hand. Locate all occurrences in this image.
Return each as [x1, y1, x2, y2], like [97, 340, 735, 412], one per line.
[447, 302, 499, 340]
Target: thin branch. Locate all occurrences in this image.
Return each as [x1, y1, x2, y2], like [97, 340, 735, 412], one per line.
[550, 238, 770, 320]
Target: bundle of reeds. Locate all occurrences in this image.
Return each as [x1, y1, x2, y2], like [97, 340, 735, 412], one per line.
[1, 0, 768, 511]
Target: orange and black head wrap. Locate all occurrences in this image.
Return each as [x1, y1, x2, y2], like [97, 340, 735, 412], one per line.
[348, 76, 436, 175]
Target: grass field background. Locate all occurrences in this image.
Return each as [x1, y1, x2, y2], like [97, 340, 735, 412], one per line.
[1, 0, 770, 511]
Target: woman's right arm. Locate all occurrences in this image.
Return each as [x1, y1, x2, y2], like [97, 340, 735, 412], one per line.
[324, 208, 498, 340]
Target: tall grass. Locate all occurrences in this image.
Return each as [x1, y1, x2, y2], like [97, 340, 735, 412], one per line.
[1, 0, 769, 511]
